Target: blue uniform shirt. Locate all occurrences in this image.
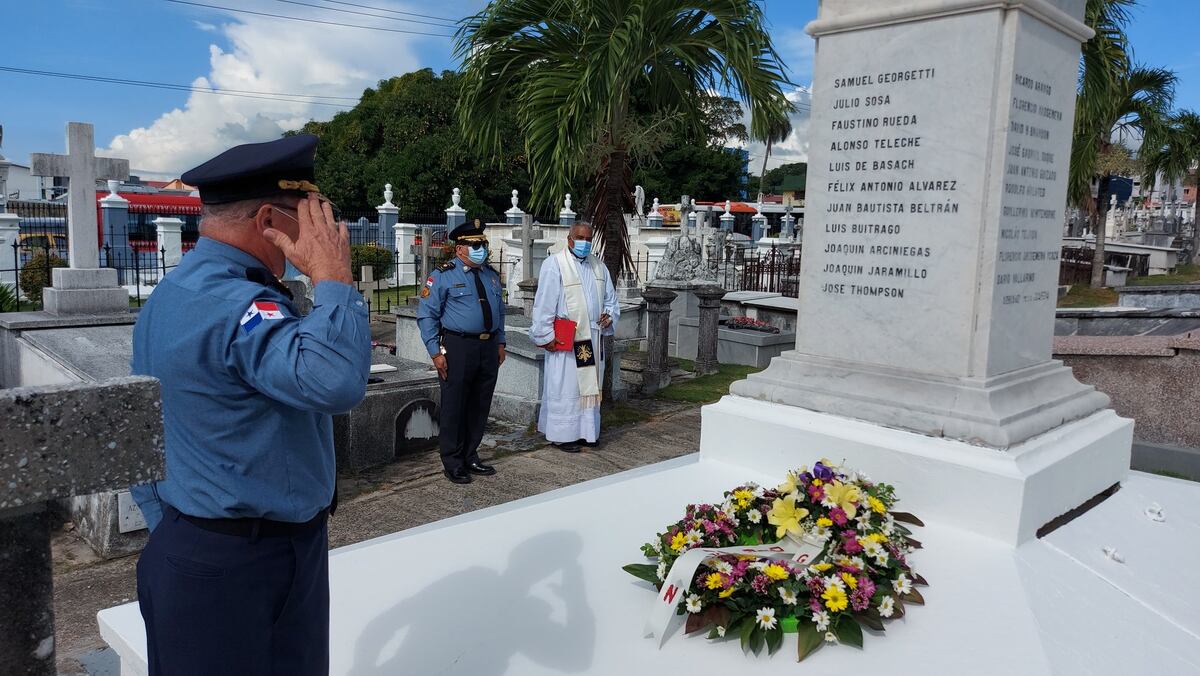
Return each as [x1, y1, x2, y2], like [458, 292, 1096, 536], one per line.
[130, 237, 371, 530]
[416, 259, 506, 356]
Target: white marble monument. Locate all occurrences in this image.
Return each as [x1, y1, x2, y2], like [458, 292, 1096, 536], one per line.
[30, 122, 130, 315]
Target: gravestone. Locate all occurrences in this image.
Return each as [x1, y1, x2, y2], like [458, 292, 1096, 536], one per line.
[710, 0, 1128, 544]
[30, 123, 131, 315]
[0, 377, 163, 675]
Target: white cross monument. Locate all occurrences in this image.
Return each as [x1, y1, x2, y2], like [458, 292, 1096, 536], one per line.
[30, 122, 130, 315]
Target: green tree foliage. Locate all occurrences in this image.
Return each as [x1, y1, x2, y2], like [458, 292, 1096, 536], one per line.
[298, 69, 530, 215]
[19, 251, 68, 304]
[752, 162, 808, 194]
[632, 94, 752, 201]
[350, 244, 394, 281]
[456, 0, 793, 278]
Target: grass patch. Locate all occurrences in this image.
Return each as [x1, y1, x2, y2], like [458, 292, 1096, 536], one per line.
[1127, 264, 1200, 287]
[370, 285, 419, 311]
[1149, 468, 1196, 482]
[602, 401, 654, 427]
[655, 364, 760, 404]
[1057, 285, 1118, 308]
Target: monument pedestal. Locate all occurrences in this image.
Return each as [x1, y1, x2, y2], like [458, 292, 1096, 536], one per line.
[702, 396, 1131, 544]
[41, 268, 128, 316]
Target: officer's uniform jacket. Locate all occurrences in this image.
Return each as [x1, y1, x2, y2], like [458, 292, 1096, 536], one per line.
[130, 237, 371, 530]
[416, 259, 506, 356]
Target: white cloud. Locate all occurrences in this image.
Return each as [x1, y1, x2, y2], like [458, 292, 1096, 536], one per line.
[740, 86, 813, 175]
[193, 20, 217, 32]
[105, 2, 427, 177]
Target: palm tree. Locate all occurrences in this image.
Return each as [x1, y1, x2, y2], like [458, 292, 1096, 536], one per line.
[455, 0, 793, 279]
[1141, 110, 1200, 263]
[756, 113, 793, 199]
[1069, 0, 1175, 287]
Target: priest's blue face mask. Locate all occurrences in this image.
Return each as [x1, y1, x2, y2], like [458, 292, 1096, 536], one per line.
[571, 240, 592, 258]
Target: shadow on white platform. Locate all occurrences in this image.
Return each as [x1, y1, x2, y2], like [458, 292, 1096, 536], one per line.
[100, 450, 1200, 675]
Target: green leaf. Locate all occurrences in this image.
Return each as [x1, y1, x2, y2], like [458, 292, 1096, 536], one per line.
[750, 625, 766, 655]
[904, 588, 926, 606]
[834, 616, 864, 649]
[854, 610, 885, 632]
[739, 616, 755, 652]
[912, 572, 930, 587]
[621, 563, 660, 586]
[766, 625, 784, 655]
[904, 536, 924, 549]
[796, 625, 824, 662]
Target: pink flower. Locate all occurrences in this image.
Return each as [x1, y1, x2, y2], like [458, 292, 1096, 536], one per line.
[810, 597, 823, 614]
[805, 576, 825, 596]
[830, 508, 848, 526]
[842, 531, 863, 554]
[751, 575, 771, 594]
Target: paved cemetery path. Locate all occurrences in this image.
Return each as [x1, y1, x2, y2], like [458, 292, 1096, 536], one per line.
[53, 403, 703, 675]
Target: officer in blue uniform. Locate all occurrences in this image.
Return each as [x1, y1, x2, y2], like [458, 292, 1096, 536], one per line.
[129, 134, 370, 676]
[417, 220, 505, 484]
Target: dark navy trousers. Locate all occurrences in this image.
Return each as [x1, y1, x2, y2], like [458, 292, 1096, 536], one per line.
[438, 332, 499, 472]
[136, 506, 330, 675]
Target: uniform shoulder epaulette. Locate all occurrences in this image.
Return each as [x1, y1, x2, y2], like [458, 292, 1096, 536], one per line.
[437, 260, 457, 272]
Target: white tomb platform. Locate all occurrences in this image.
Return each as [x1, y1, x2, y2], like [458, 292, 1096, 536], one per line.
[98, 415, 1200, 674]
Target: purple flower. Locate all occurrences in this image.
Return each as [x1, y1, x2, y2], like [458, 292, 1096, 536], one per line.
[850, 586, 872, 611]
[812, 462, 835, 481]
[805, 576, 825, 596]
[810, 598, 823, 614]
[857, 576, 876, 599]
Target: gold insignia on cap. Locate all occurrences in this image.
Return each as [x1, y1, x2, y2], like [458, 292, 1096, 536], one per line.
[278, 179, 320, 192]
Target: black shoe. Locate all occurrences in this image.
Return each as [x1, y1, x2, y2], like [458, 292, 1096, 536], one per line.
[467, 461, 496, 476]
[443, 468, 473, 484]
[554, 442, 581, 453]
[580, 438, 599, 448]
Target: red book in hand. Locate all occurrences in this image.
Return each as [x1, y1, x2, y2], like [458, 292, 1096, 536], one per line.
[552, 318, 577, 351]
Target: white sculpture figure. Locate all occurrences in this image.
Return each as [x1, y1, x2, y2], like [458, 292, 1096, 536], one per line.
[383, 183, 394, 207]
[511, 189, 520, 210]
[650, 197, 661, 217]
[633, 185, 646, 217]
[564, 193, 572, 211]
[724, 199, 732, 215]
[451, 188, 462, 208]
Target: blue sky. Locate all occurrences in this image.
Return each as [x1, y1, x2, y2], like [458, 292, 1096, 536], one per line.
[1, 1, 1193, 178]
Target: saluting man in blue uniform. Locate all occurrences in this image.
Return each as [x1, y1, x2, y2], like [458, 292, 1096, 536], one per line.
[417, 219, 505, 484]
[129, 134, 370, 676]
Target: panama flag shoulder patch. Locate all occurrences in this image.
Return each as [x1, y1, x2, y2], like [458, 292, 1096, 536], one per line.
[240, 300, 286, 334]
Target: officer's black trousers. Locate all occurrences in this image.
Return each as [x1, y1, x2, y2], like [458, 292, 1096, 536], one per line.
[136, 506, 329, 676]
[438, 333, 500, 472]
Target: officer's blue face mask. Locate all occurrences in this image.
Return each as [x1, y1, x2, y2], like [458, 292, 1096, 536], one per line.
[571, 240, 592, 259]
[467, 244, 488, 265]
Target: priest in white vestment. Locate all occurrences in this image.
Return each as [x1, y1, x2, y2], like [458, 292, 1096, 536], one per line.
[530, 222, 620, 451]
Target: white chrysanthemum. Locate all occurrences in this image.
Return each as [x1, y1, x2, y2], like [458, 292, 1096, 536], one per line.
[811, 525, 832, 542]
[812, 609, 830, 631]
[686, 594, 703, 613]
[685, 529, 703, 546]
[848, 556, 866, 571]
[873, 551, 889, 567]
[716, 625, 726, 637]
[879, 595, 895, 618]
[756, 607, 778, 630]
[746, 509, 763, 524]
[861, 540, 883, 558]
[893, 574, 912, 595]
[752, 485, 766, 499]
[713, 560, 734, 575]
[778, 587, 798, 605]
[749, 560, 768, 571]
[656, 561, 667, 580]
[883, 513, 896, 535]
[824, 631, 837, 643]
[721, 499, 735, 513]
[825, 574, 846, 591]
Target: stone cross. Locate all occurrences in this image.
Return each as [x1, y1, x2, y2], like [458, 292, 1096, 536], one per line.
[0, 377, 163, 676]
[518, 212, 536, 281]
[30, 123, 129, 269]
[355, 265, 376, 299]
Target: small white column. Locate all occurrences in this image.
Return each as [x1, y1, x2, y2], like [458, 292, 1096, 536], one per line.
[644, 237, 670, 279]
[153, 217, 183, 270]
[646, 198, 663, 228]
[505, 189, 524, 226]
[394, 223, 417, 286]
[0, 213, 20, 289]
[720, 199, 735, 231]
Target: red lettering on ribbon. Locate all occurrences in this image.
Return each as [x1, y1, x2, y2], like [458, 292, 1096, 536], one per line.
[662, 585, 679, 604]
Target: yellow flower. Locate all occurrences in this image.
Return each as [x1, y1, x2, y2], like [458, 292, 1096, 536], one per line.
[824, 481, 862, 520]
[670, 532, 688, 552]
[868, 496, 887, 514]
[813, 562, 833, 572]
[866, 533, 887, 544]
[822, 585, 849, 612]
[816, 517, 833, 528]
[705, 573, 725, 590]
[777, 472, 800, 496]
[764, 564, 789, 582]
[719, 587, 736, 599]
[811, 478, 823, 487]
[767, 495, 810, 540]
[733, 489, 755, 509]
[841, 572, 858, 590]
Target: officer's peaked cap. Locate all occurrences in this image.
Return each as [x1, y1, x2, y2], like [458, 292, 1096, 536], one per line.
[182, 134, 320, 205]
[450, 220, 487, 243]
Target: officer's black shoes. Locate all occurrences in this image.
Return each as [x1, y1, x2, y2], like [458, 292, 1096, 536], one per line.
[467, 461, 496, 476]
[554, 441, 581, 453]
[443, 468, 473, 484]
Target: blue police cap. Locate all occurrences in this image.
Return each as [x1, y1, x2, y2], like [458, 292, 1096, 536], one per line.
[450, 219, 487, 243]
[182, 134, 320, 205]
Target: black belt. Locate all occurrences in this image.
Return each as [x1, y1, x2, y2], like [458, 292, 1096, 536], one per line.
[166, 504, 327, 538]
[442, 328, 495, 341]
